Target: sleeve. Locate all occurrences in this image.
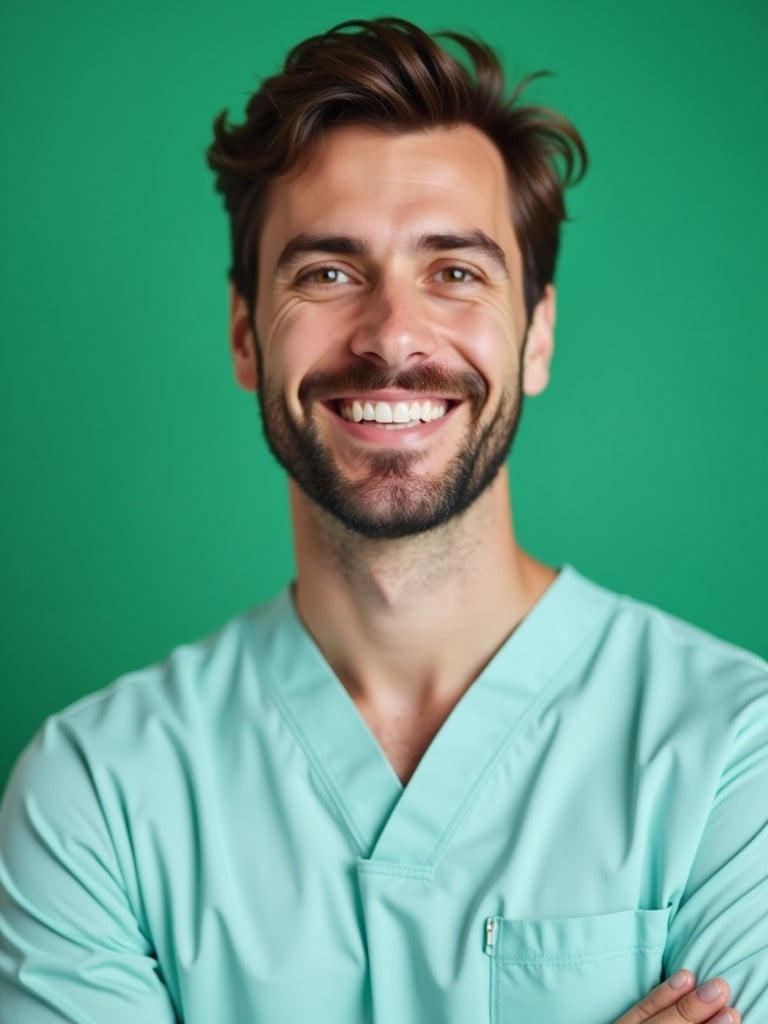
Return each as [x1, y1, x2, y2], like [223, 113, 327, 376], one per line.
[0, 721, 180, 1023]
[663, 682, 768, 1016]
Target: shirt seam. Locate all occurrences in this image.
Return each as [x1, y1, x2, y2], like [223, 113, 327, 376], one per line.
[255, 648, 370, 856]
[426, 603, 618, 869]
[493, 942, 665, 965]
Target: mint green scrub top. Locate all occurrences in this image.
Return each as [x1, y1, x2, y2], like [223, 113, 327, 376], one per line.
[1, 567, 767, 1023]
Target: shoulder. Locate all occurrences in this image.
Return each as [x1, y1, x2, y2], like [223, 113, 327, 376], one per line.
[569, 566, 765, 672]
[60, 589, 292, 731]
[1, 590, 295, 835]
[619, 585, 765, 688]
[564, 566, 768, 719]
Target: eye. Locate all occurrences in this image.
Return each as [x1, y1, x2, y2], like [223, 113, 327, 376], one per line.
[297, 266, 353, 286]
[433, 266, 477, 284]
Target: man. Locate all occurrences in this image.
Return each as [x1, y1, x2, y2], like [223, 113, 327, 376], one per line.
[0, 17, 763, 1024]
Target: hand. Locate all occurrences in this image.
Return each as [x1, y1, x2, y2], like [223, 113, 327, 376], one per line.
[615, 971, 740, 1024]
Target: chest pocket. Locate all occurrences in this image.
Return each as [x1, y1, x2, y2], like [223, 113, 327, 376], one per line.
[485, 907, 671, 1024]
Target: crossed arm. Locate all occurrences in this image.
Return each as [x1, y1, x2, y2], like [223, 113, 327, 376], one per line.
[2, 685, 766, 1023]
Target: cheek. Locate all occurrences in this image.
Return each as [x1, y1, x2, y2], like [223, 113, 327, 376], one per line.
[445, 306, 522, 386]
[260, 307, 345, 415]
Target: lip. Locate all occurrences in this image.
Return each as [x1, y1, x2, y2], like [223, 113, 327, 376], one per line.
[325, 389, 458, 403]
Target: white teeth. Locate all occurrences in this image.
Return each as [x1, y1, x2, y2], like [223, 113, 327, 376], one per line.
[374, 401, 393, 423]
[337, 398, 449, 424]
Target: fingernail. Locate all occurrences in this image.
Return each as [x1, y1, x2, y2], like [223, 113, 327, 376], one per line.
[698, 979, 724, 1002]
[668, 970, 690, 990]
[710, 1011, 733, 1024]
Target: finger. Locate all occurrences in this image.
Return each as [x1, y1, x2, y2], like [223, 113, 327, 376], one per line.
[614, 970, 696, 1023]
[653, 977, 739, 1024]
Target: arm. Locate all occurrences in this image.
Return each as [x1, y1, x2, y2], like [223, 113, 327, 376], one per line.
[0, 735, 739, 1024]
[0, 724, 180, 1023]
[662, 680, 768, 1016]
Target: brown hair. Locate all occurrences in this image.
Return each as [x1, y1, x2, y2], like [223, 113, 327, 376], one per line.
[207, 17, 587, 321]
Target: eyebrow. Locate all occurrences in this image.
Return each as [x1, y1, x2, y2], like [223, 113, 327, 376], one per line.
[274, 229, 509, 277]
[275, 235, 367, 274]
[414, 231, 508, 276]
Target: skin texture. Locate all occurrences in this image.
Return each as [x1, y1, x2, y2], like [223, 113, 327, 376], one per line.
[229, 124, 739, 1022]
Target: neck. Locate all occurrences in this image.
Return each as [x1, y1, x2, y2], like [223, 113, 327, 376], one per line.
[290, 470, 556, 709]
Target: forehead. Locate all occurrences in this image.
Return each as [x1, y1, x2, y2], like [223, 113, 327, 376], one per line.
[257, 123, 520, 271]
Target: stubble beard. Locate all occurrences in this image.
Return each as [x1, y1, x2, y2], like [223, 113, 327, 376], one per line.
[255, 361, 524, 540]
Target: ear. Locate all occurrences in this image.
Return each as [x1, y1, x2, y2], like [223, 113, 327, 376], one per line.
[522, 284, 556, 397]
[229, 284, 259, 391]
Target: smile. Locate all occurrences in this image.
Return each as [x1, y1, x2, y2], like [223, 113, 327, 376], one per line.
[336, 398, 449, 430]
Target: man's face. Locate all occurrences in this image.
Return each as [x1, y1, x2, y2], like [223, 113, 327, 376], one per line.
[231, 124, 554, 538]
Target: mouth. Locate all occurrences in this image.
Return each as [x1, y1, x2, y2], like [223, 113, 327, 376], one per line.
[331, 397, 452, 431]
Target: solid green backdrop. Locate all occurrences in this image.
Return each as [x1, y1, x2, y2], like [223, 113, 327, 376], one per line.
[1, 0, 766, 792]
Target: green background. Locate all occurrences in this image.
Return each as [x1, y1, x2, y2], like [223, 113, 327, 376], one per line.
[1, 0, 766, 793]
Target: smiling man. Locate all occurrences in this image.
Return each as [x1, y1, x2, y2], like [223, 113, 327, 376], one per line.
[241, 124, 541, 546]
[1, 18, 766, 1024]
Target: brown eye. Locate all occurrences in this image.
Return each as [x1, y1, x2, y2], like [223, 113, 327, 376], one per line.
[300, 267, 352, 285]
[437, 267, 475, 283]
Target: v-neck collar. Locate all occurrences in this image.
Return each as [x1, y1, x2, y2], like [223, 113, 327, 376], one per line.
[252, 566, 617, 867]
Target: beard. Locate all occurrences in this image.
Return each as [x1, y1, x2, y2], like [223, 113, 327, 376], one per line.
[255, 359, 524, 540]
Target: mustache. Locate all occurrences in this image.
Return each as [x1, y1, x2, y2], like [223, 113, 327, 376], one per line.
[298, 364, 487, 407]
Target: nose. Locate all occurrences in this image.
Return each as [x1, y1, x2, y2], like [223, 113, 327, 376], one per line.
[349, 278, 437, 368]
